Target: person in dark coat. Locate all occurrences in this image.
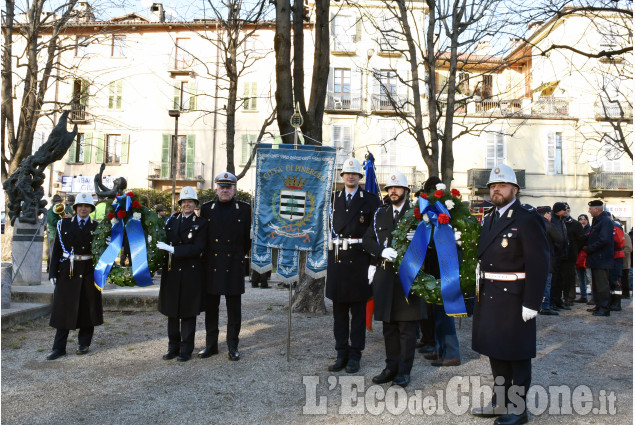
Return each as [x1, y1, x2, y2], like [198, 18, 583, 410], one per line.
[326, 157, 380, 374]
[362, 171, 425, 388]
[561, 203, 587, 305]
[585, 201, 614, 316]
[536, 206, 563, 315]
[199, 172, 251, 361]
[47, 192, 103, 360]
[470, 164, 549, 425]
[156, 186, 206, 362]
[549, 202, 570, 311]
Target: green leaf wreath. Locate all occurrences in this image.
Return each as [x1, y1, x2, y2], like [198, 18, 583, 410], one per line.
[392, 186, 481, 305]
[91, 191, 167, 287]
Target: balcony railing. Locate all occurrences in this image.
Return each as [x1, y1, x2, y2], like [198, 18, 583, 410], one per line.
[594, 101, 633, 120]
[531, 96, 569, 116]
[70, 103, 87, 122]
[371, 94, 411, 113]
[148, 161, 205, 182]
[325, 92, 362, 111]
[467, 168, 526, 189]
[475, 99, 523, 115]
[589, 172, 633, 191]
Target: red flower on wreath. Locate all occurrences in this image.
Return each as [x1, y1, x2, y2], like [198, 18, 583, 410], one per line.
[132, 200, 141, 209]
[116, 210, 127, 219]
[420, 193, 428, 199]
[434, 189, 445, 198]
[451, 188, 461, 197]
[438, 213, 450, 224]
[414, 208, 423, 219]
[107, 212, 115, 220]
[126, 191, 135, 198]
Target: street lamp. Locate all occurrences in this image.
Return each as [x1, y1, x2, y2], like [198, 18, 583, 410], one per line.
[168, 109, 180, 213]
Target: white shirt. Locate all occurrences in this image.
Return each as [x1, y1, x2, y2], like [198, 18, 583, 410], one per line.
[496, 198, 516, 218]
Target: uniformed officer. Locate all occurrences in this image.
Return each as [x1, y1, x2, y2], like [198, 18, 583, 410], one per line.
[326, 157, 380, 374]
[47, 192, 102, 360]
[156, 186, 207, 362]
[471, 164, 549, 425]
[199, 172, 251, 361]
[362, 171, 425, 388]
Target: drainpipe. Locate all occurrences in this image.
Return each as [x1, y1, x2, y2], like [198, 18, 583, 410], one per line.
[211, 21, 220, 184]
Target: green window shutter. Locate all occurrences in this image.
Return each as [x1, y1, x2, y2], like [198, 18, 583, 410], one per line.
[161, 134, 171, 178]
[186, 134, 195, 178]
[189, 81, 197, 110]
[108, 82, 115, 109]
[116, 81, 123, 110]
[121, 134, 130, 164]
[84, 132, 92, 163]
[67, 138, 77, 163]
[95, 133, 104, 163]
[173, 84, 181, 110]
[243, 82, 250, 110]
[80, 79, 89, 105]
[241, 134, 249, 165]
[251, 82, 257, 110]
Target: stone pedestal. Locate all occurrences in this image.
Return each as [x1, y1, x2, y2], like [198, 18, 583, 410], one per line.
[12, 218, 45, 286]
[1, 262, 11, 308]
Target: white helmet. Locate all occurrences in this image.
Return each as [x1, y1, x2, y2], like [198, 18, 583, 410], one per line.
[486, 163, 519, 188]
[178, 186, 199, 205]
[340, 157, 363, 176]
[385, 171, 409, 189]
[73, 192, 96, 212]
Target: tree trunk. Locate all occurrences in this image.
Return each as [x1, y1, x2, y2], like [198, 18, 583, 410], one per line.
[275, 0, 295, 144]
[291, 251, 326, 313]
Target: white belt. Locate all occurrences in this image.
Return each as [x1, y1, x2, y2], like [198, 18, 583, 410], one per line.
[482, 272, 526, 281]
[63, 253, 92, 261]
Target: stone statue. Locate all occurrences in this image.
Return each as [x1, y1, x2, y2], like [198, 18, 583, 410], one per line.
[3, 111, 77, 225]
[94, 163, 127, 199]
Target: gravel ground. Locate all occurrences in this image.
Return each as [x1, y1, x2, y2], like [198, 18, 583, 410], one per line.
[2, 285, 632, 424]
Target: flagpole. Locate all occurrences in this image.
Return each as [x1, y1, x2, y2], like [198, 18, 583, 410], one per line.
[288, 103, 303, 362]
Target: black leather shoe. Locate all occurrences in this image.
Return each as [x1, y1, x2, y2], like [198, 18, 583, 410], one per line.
[417, 344, 435, 354]
[251, 282, 259, 288]
[573, 298, 588, 303]
[372, 369, 397, 384]
[162, 351, 179, 360]
[176, 354, 191, 362]
[471, 404, 502, 418]
[593, 310, 610, 317]
[76, 345, 90, 355]
[539, 308, 559, 316]
[228, 349, 240, 361]
[392, 374, 410, 388]
[345, 359, 360, 373]
[587, 307, 599, 312]
[260, 282, 270, 289]
[558, 304, 571, 310]
[495, 412, 529, 425]
[46, 349, 66, 361]
[198, 346, 219, 358]
[328, 358, 348, 372]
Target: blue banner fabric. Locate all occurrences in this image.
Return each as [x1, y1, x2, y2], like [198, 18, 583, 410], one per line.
[252, 143, 336, 283]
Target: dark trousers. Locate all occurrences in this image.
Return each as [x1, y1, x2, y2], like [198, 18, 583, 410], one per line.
[550, 260, 565, 305]
[419, 304, 435, 346]
[591, 268, 611, 312]
[489, 357, 532, 414]
[382, 320, 418, 375]
[332, 301, 366, 361]
[560, 260, 577, 302]
[204, 294, 241, 350]
[53, 327, 94, 351]
[167, 317, 196, 356]
[622, 268, 630, 298]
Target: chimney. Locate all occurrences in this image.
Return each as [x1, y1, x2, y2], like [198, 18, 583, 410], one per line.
[528, 21, 543, 36]
[149, 3, 165, 22]
[475, 39, 492, 56]
[75, 2, 95, 22]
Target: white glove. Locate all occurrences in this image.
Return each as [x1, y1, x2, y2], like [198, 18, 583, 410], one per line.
[367, 265, 376, 284]
[50, 278, 56, 286]
[522, 306, 538, 322]
[156, 242, 175, 253]
[381, 248, 398, 261]
[406, 230, 416, 241]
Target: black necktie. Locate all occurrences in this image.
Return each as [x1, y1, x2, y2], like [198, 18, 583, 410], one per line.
[346, 193, 352, 208]
[393, 209, 399, 224]
[79, 219, 85, 229]
[490, 210, 500, 228]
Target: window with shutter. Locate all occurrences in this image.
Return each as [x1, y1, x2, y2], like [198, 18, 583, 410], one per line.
[121, 134, 130, 164]
[186, 135, 195, 178]
[95, 134, 104, 164]
[243, 82, 258, 111]
[108, 81, 123, 110]
[161, 134, 171, 178]
[485, 133, 505, 168]
[241, 134, 258, 165]
[333, 124, 353, 166]
[105, 135, 122, 164]
[546, 132, 563, 175]
[84, 133, 92, 163]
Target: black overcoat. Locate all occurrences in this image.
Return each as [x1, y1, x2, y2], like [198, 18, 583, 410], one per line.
[49, 216, 103, 330]
[472, 199, 549, 360]
[201, 199, 251, 296]
[362, 201, 426, 322]
[326, 189, 380, 303]
[158, 213, 207, 318]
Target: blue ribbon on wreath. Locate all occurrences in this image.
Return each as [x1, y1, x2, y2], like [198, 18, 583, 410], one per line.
[398, 198, 467, 316]
[94, 194, 153, 290]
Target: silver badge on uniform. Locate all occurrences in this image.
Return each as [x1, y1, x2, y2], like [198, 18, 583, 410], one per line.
[188, 233, 192, 239]
[501, 238, 508, 248]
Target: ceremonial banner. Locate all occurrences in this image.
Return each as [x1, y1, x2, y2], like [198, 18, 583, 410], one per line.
[252, 144, 336, 282]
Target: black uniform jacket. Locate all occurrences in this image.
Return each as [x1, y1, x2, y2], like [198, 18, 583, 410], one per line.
[472, 199, 549, 360]
[201, 199, 251, 296]
[49, 216, 103, 330]
[158, 212, 207, 318]
[326, 188, 380, 303]
[362, 200, 426, 322]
